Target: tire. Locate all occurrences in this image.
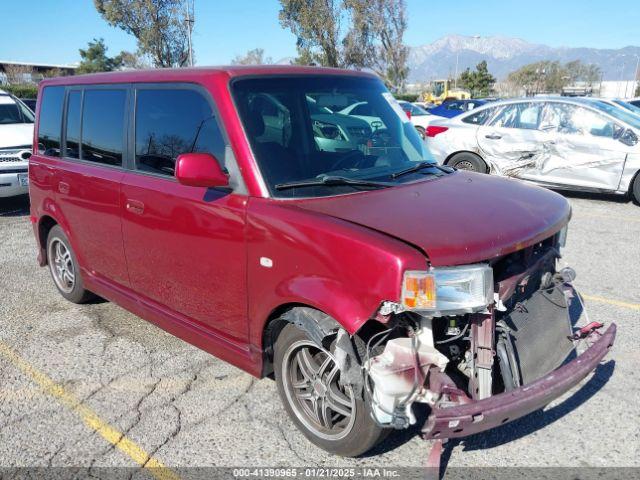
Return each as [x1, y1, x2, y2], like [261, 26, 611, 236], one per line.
[46, 225, 94, 303]
[448, 152, 487, 173]
[415, 126, 426, 140]
[631, 173, 640, 205]
[274, 322, 386, 456]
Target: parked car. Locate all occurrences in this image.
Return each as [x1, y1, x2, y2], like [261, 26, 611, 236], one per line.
[340, 100, 434, 139]
[428, 99, 487, 119]
[592, 98, 640, 117]
[628, 98, 640, 108]
[0, 89, 34, 198]
[427, 97, 640, 204]
[30, 67, 615, 459]
[19, 98, 37, 113]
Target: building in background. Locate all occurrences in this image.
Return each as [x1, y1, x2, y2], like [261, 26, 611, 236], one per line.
[0, 61, 77, 86]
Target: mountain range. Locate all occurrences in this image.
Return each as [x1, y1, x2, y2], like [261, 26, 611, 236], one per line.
[407, 35, 640, 82]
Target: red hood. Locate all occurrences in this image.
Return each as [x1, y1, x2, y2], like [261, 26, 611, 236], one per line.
[293, 172, 571, 266]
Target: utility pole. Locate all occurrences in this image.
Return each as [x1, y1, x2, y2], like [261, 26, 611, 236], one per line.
[185, 0, 195, 67]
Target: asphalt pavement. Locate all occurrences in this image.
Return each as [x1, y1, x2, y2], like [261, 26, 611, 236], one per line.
[0, 191, 638, 478]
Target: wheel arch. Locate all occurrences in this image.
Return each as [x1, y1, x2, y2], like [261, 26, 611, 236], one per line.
[260, 303, 341, 377]
[37, 214, 59, 266]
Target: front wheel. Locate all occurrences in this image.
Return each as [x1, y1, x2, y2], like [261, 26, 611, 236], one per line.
[631, 173, 640, 205]
[274, 322, 386, 456]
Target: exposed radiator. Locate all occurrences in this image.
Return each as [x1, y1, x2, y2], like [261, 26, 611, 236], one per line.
[500, 281, 575, 386]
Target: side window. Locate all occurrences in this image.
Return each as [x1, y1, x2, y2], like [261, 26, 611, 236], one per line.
[135, 88, 225, 177]
[543, 103, 622, 139]
[462, 107, 495, 125]
[81, 89, 126, 166]
[38, 86, 64, 156]
[491, 102, 542, 130]
[64, 91, 81, 159]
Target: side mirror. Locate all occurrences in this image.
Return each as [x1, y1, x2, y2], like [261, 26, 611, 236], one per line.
[618, 129, 638, 147]
[175, 153, 229, 188]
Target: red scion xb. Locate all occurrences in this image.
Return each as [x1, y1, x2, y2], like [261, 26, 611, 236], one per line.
[29, 66, 615, 457]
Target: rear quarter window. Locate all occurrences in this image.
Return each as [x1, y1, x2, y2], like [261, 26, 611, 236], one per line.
[462, 107, 495, 125]
[38, 86, 65, 156]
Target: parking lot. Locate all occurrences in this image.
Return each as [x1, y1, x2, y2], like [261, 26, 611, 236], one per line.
[0, 192, 638, 477]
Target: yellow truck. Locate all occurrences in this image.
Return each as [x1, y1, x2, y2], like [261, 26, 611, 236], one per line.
[422, 79, 471, 105]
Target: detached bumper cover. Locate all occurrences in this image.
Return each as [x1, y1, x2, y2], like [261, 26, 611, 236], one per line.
[423, 323, 616, 439]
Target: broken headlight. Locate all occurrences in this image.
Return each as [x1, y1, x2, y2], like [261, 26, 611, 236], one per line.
[401, 264, 493, 315]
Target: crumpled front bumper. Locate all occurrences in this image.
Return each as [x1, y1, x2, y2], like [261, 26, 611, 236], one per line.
[423, 323, 616, 439]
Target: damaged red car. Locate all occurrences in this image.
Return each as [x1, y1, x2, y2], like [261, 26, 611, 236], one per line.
[29, 66, 615, 458]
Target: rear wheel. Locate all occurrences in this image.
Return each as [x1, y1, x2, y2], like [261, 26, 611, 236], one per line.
[46, 225, 94, 303]
[415, 126, 426, 140]
[274, 322, 386, 456]
[448, 152, 487, 173]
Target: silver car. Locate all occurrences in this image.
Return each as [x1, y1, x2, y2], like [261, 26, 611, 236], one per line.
[427, 97, 640, 204]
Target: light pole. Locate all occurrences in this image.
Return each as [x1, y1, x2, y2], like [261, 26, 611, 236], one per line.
[455, 35, 480, 89]
[185, 0, 195, 67]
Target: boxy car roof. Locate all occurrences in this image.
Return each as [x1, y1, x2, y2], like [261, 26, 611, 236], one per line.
[39, 65, 378, 87]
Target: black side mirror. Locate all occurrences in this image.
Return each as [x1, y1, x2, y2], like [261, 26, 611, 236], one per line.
[619, 129, 638, 147]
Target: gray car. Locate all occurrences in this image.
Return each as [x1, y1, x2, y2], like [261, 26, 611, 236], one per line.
[427, 96, 640, 204]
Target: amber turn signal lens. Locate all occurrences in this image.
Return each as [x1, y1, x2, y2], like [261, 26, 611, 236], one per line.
[402, 272, 436, 309]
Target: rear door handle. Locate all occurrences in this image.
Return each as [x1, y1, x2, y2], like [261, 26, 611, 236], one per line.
[485, 134, 502, 140]
[58, 181, 70, 194]
[125, 199, 145, 215]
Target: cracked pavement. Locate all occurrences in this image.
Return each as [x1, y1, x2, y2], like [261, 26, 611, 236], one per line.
[0, 192, 638, 472]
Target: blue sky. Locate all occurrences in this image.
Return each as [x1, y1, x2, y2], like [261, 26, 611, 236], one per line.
[1, 0, 639, 65]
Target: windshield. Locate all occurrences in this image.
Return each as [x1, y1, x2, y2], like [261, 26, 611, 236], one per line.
[590, 100, 640, 130]
[232, 76, 439, 198]
[0, 96, 35, 125]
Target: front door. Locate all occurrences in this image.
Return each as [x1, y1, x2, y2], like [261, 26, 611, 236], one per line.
[519, 102, 628, 191]
[120, 86, 248, 341]
[476, 101, 552, 178]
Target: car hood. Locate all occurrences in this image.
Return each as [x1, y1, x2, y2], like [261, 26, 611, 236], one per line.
[293, 171, 571, 266]
[0, 123, 33, 149]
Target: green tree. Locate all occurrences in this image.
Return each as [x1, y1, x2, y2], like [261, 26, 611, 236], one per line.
[279, 0, 344, 67]
[94, 0, 191, 68]
[278, 0, 409, 91]
[457, 61, 496, 98]
[345, 0, 409, 91]
[77, 38, 123, 74]
[232, 48, 273, 65]
[507, 60, 601, 96]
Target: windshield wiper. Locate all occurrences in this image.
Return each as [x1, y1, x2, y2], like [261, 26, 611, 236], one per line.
[390, 161, 445, 179]
[275, 175, 393, 191]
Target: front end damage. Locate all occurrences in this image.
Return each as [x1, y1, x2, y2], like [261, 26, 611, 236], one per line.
[359, 236, 616, 451]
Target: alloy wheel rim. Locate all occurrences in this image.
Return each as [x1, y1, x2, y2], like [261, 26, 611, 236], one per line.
[282, 340, 356, 441]
[49, 239, 75, 293]
[455, 160, 476, 171]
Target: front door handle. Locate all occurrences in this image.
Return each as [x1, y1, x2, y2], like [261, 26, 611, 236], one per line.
[125, 199, 145, 215]
[58, 181, 70, 194]
[485, 133, 502, 140]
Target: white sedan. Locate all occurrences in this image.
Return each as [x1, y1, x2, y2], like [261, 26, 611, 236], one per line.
[426, 97, 640, 204]
[340, 101, 435, 139]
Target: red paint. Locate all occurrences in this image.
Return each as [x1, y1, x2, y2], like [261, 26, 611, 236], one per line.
[175, 153, 229, 188]
[29, 66, 570, 379]
[426, 125, 448, 137]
